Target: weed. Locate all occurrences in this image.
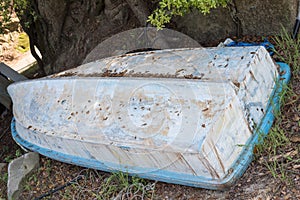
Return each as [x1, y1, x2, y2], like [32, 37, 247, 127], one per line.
[255, 125, 288, 155]
[94, 171, 155, 199]
[15, 149, 22, 157]
[30, 168, 155, 199]
[272, 27, 300, 75]
[0, 172, 8, 184]
[3, 148, 23, 163]
[254, 27, 300, 183]
[255, 125, 290, 181]
[24, 181, 32, 191]
[4, 155, 12, 163]
[45, 159, 52, 175]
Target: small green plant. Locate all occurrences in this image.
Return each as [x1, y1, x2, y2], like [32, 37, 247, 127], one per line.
[255, 125, 290, 181]
[0, 172, 8, 184]
[45, 159, 52, 175]
[15, 149, 22, 157]
[255, 125, 288, 156]
[254, 80, 292, 180]
[272, 27, 300, 75]
[148, 0, 230, 29]
[3, 149, 23, 163]
[23, 173, 38, 192]
[97, 172, 155, 199]
[254, 27, 300, 183]
[4, 155, 12, 163]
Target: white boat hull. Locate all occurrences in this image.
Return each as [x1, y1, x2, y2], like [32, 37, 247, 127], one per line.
[8, 47, 290, 189]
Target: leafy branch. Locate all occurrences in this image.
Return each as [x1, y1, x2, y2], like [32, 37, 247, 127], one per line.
[148, 0, 230, 29]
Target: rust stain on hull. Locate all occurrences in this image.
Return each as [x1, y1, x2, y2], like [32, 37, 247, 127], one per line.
[8, 46, 281, 190]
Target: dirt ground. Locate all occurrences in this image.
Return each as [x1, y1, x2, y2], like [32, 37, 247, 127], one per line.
[0, 27, 299, 199]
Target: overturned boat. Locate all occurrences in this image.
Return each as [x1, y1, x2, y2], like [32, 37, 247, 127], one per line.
[8, 46, 290, 190]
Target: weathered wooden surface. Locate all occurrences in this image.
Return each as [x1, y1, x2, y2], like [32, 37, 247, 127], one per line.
[8, 46, 280, 189]
[0, 63, 28, 82]
[0, 63, 28, 109]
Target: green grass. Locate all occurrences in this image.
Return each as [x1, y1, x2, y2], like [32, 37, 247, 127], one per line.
[22, 162, 156, 200]
[0, 172, 8, 185]
[255, 125, 290, 180]
[0, 171, 8, 199]
[254, 28, 300, 182]
[272, 27, 300, 75]
[96, 172, 155, 200]
[4, 149, 24, 163]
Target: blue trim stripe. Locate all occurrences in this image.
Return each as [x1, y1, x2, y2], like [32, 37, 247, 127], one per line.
[10, 62, 291, 190]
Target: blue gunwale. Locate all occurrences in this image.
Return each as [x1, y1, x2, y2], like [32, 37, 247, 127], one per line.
[10, 62, 291, 190]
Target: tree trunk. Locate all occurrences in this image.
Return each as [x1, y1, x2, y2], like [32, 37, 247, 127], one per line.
[17, 0, 152, 74]
[16, 0, 296, 75]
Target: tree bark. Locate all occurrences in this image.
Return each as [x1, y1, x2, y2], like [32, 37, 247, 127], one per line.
[125, 0, 150, 26]
[16, 0, 296, 74]
[17, 0, 152, 74]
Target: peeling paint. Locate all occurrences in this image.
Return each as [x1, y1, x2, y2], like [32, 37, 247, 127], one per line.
[8, 47, 285, 189]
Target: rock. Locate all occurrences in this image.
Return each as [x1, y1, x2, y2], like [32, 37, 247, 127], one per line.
[174, 0, 297, 45]
[7, 152, 39, 200]
[235, 0, 297, 36]
[174, 6, 236, 45]
[83, 27, 201, 64]
[22, 0, 297, 73]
